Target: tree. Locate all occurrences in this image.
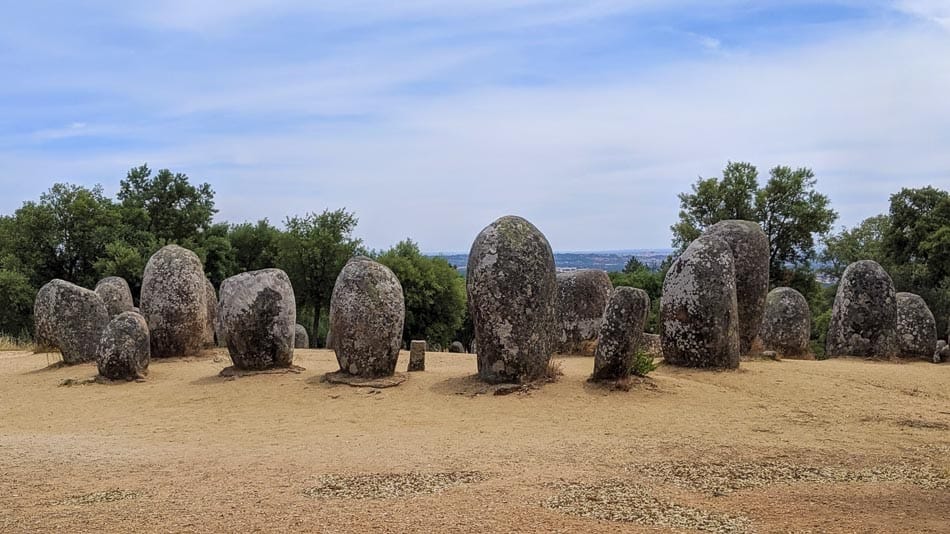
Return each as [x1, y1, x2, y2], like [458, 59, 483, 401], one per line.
[277, 209, 362, 347]
[230, 219, 282, 273]
[377, 239, 466, 347]
[117, 164, 216, 244]
[0, 270, 36, 337]
[672, 161, 837, 291]
[884, 187, 950, 281]
[821, 215, 890, 278]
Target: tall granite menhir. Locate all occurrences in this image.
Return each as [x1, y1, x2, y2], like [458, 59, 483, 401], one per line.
[660, 234, 740, 369]
[592, 287, 649, 380]
[140, 245, 208, 358]
[703, 220, 769, 355]
[555, 269, 612, 355]
[467, 215, 558, 383]
[218, 269, 297, 370]
[329, 257, 405, 378]
[826, 260, 898, 358]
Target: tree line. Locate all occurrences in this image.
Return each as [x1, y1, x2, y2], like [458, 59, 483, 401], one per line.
[0, 165, 467, 348]
[1, 162, 947, 355]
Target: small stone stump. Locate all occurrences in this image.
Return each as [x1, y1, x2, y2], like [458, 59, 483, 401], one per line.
[409, 340, 426, 372]
[935, 340, 948, 364]
[592, 287, 649, 381]
[294, 324, 310, 349]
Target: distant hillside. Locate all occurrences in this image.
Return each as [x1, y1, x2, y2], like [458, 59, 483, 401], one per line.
[429, 249, 674, 275]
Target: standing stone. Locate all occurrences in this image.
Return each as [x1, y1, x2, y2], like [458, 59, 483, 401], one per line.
[759, 287, 812, 359]
[140, 245, 207, 358]
[329, 257, 405, 378]
[826, 260, 898, 358]
[467, 215, 558, 384]
[409, 340, 426, 372]
[555, 270, 613, 355]
[218, 269, 296, 370]
[96, 311, 150, 380]
[935, 340, 948, 364]
[449, 341, 465, 353]
[33, 279, 111, 364]
[592, 287, 650, 380]
[660, 235, 740, 369]
[703, 220, 769, 355]
[641, 333, 662, 357]
[896, 292, 937, 359]
[294, 324, 310, 349]
[94, 277, 134, 318]
[203, 278, 217, 348]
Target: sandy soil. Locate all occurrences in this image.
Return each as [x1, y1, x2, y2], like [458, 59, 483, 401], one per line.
[1, 349, 948, 533]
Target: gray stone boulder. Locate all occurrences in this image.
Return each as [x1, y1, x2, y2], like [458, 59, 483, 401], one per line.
[467, 215, 558, 384]
[449, 341, 465, 353]
[935, 340, 948, 364]
[218, 269, 297, 370]
[409, 340, 426, 372]
[555, 269, 612, 354]
[294, 324, 310, 349]
[34, 279, 111, 364]
[203, 279, 217, 348]
[660, 235, 740, 369]
[641, 333, 662, 357]
[826, 260, 898, 358]
[896, 292, 937, 359]
[759, 287, 812, 359]
[703, 220, 769, 355]
[96, 311, 150, 380]
[94, 277, 134, 318]
[329, 257, 405, 378]
[592, 287, 650, 380]
[140, 245, 208, 358]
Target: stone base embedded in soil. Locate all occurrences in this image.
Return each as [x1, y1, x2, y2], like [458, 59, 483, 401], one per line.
[219, 365, 305, 377]
[322, 371, 408, 388]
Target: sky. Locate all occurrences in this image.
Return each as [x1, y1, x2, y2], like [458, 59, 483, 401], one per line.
[1, 1, 949, 252]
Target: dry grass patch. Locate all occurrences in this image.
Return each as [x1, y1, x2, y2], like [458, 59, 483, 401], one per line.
[303, 471, 487, 499]
[0, 335, 33, 351]
[545, 480, 752, 533]
[636, 461, 950, 495]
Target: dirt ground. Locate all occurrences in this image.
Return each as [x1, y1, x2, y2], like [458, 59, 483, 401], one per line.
[1, 348, 948, 533]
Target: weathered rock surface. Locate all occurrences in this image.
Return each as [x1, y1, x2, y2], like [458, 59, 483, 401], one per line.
[703, 220, 769, 355]
[96, 311, 150, 380]
[467, 215, 558, 384]
[826, 260, 898, 358]
[759, 287, 811, 359]
[94, 277, 134, 318]
[935, 340, 948, 364]
[203, 279, 217, 348]
[34, 279, 111, 364]
[218, 269, 296, 370]
[140, 245, 207, 358]
[294, 324, 310, 349]
[329, 257, 405, 378]
[660, 235, 740, 369]
[641, 333, 662, 357]
[449, 341, 465, 353]
[555, 270, 612, 354]
[409, 340, 426, 372]
[592, 287, 649, 380]
[896, 292, 937, 359]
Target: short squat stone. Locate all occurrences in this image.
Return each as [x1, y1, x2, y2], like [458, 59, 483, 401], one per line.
[592, 287, 650, 380]
[409, 340, 426, 372]
[97, 311, 150, 380]
[218, 269, 297, 370]
[759, 287, 811, 359]
[896, 292, 937, 359]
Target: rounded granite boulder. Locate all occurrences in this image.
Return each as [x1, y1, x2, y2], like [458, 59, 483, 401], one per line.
[826, 260, 898, 358]
[467, 215, 558, 384]
[555, 269, 612, 355]
[703, 220, 769, 355]
[218, 269, 297, 370]
[329, 257, 405, 378]
[759, 287, 812, 359]
[896, 292, 937, 359]
[94, 276, 134, 318]
[592, 287, 650, 380]
[34, 279, 111, 364]
[96, 311, 150, 380]
[294, 324, 310, 349]
[660, 235, 740, 369]
[140, 245, 208, 358]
